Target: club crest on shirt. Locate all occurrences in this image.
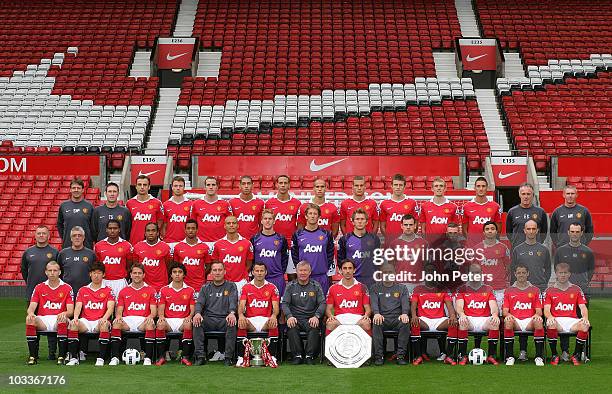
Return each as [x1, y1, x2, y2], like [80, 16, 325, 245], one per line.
[148, 205, 154, 209]
[156, 249, 162, 255]
[437, 293, 442, 297]
[532, 214, 538, 219]
[393, 292, 400, 298]
[364, 205, 370, 210]
[117, 215, 123, 221]
[354, 290, 360, 296]
[252, 205, 257, 211]
[118, 247, 123, 253]
[264, 291, 270, 296]
[47, 253, 53, 259]
[184, 206, 190, 212]
[319, 235, 324, 241]
[444, 208, 450, 213]
[582, 253, 587, 259]
[273, 240, 279, 246]
[482, 292, 487, 296]
[528, 293, 533, 298]
[82, 208, 89, 214]
[486, 207, 493, 213]
[537, 251, 542, 256]
[238, 246, 244, 252]
[58, 292, 64, 298]
[495, 250, 500, 255]
[570, 293, 575, 299]
[217, 206, 222, 211]
[404, 204, 409, 209]
[142, 293, 148, 298]
[197, 249, 203, 255]
[325, 209, 329, 214]
[224, 290, 229, 296]
[576, 212, 582, 218]
[290, 205, 294, 210]
[100, 292, 106, 298]
[309, 291, 315, 297]
[83, 256, 89, 262]
[182, 294, 188, 299]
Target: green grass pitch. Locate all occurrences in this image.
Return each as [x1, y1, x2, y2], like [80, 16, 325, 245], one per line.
[0, 297, 610, 393]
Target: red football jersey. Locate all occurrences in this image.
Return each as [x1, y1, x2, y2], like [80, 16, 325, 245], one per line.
[379, 197, 418, 241]
[456, 284, 495, 317]
[240, 281, 280, 318]
[229, 196, 265, 240]
[265, 196, 301, 244]
[159, 283, 195, 319]
[31, 280, 74, 316]
[190, 199, 232, 242]
[117, 284, 156, 317]
[474, 240, 510, 290]
[326, 281, 370, 315]
[126, 195, 164, 243]
[162, 198, 193, 243]
[411, 284, 451, 319]
[418, 199, 460, 235]
[503, 285, 542, 320]
[388, 236, 429, 283]
[172, 240, 211, 291]
[76, 284, 114, 321]
[340, 198, 379, 233]
[298, 201, 339, 232]
[544, 284, 587, 318]
[132, 240, 172, 291]
[94, 238, 132, 280]
[461, 199, 502, 239]
[211, 236, 254, 282]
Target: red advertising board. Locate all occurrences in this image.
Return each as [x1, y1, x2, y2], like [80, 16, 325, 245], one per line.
[491, 156, 527, 187]
[197, 156, 461, 177]
[458, 38, 498, 71]
[0, 155, 100, 175]
[130, 156, 167, 185]
[557, 157, 612, 177]
[156, 37, 196, 70]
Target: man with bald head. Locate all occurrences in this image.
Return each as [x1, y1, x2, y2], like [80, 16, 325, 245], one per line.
[211, 215, 254, 295]
[511, 219, 552, 292]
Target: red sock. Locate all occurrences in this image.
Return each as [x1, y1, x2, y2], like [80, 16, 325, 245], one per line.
[366, 329, 372, 337]
[447, 326, 458, 338]
[325, 329, 331, 336]
[155, 329, 166, 340]
[111, 328, 122, 339]
[182, 329, 192, 340]
[99, 331, 111, 340]
[577, 330, 588, 341]
[504, 328, 514, 339]
[26, 324, 37, 337]
[411, 325, 421, 336]
[145, 329, 155, 340]
[547, 327, 558, 340]
[534, 328, 545, 339]
[268, 327, 278, 338]
[68, 329, 79, 340]
[237, 328, 247, 337]
[458, 329, 468, 339]
[57, 322, 67, 337]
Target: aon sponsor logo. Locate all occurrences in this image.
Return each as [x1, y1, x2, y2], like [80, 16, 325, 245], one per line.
[249, 299, 269, 308]
[472, 216, 491, 225]
[303, 244, 322, 253]
[467, 300, 487, 309]
[259, 249, 277, 258]
[43, 300, 62, 310]
[127, 302, 146, 311]
[318, 218, 329, 226]
[103, 256, 122, 265]
[352, 250, 371, 259]
[133, 212, 152, 221]
[183, 257, 200, 265]
[480, 258, 498, 266]
[554, 303, 574, 312]
[201, 214, 221, 223]
[223, 255, 242, 264]
[430, 216, 448, 225]
[275, 213, 293, 222]
[237, 213, 256, 222]
[141, 257, 160, 267]
[422, 300, 441, 309]
[513, 301, 532, 310]
[168, 303, 187, 312]
[390, 213, 404, 222]
[169, 214, 187, 223]
[339, 299, 359, 309]
[85, 301, 104, 310]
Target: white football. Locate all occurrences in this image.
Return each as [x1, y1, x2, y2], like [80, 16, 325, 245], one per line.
[468, 348, 487, 365]
[122, 348, 142, 365]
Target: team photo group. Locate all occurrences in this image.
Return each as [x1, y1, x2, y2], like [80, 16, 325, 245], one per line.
[21, 172, 595, 368]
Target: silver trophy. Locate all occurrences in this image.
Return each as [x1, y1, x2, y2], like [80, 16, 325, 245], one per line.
[243, 337, 270, 367]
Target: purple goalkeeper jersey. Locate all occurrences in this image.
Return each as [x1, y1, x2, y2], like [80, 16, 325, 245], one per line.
[251, 232, 289, 278]
[291, 227, 334, 276]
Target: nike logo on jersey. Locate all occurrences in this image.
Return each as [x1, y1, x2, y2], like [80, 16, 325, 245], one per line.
[309, 158, 348, 172]
[466, 54, 487, 62]
[498, 170, 520, 179]
[166, 52, 188, 61]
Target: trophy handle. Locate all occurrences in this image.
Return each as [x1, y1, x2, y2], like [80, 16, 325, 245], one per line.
[242, 338, 249, 345]
[264, 338, 271, 345]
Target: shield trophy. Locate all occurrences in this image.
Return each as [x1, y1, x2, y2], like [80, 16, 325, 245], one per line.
[324, 325, 372, 368]
[243, 337, 270, 367]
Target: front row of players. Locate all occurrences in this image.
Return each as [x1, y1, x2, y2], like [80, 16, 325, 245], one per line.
[26, 259, 589, 367]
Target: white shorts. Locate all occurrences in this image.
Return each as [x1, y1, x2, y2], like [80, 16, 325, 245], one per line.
[515, 318, 532, 332]
[556, 317, 581, 333]
[493, 289, 505, 314]
[247, 316, 269, 333]
[166, 318, 184, 333]
[38, 315, 58, 331]
[123, 316, 146, 332]
[80, 318, 100, 333]
[234, 279, 248, 297]
[104, 279, 127, 299]
[336, 313, 362, 325]
[420, 316, 448, 331]
[467, 316, 491, 333]
[285, 251, 296, 274]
